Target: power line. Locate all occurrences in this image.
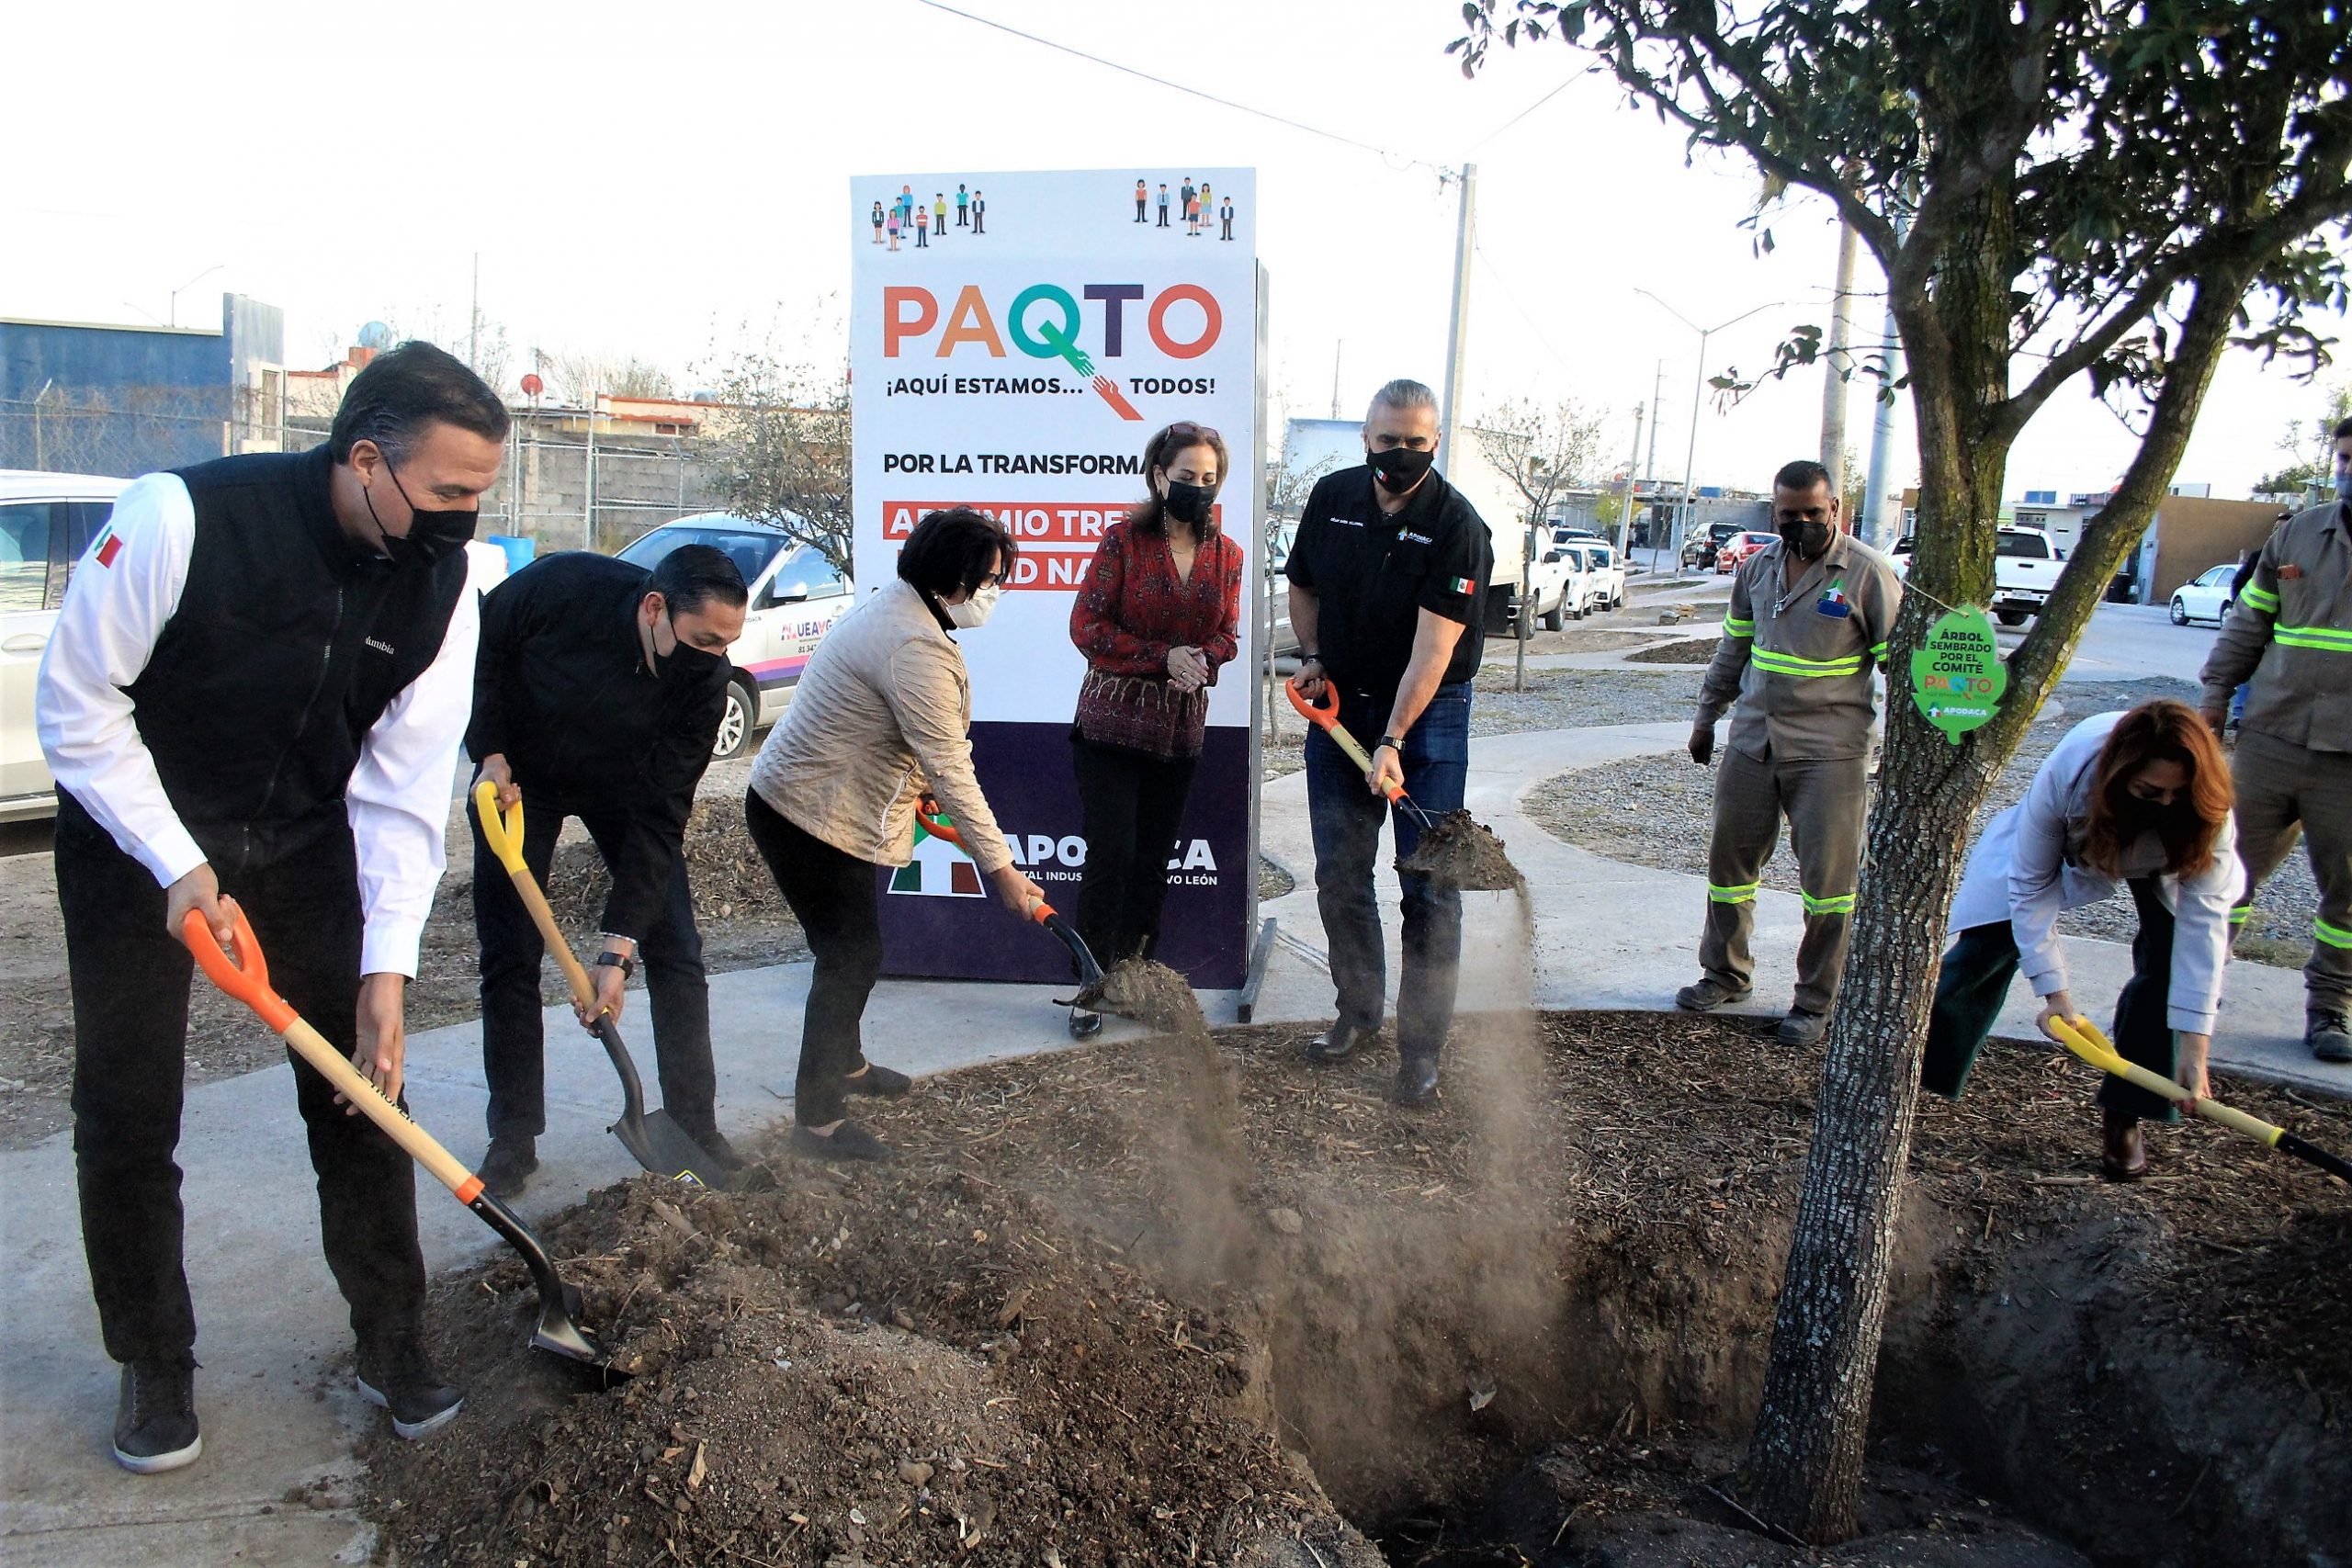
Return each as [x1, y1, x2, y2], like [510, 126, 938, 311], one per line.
[912, 0, 1448, 176]
[1465, 78, 1573, 152]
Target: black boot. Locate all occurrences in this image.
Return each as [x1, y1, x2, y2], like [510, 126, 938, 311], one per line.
[112, 1356, 200, 1473]
[1391, 1056, 1442, 1107]
[1304, 1022, 1375, 1065]
[356, 1334, 465, 1440]
[476, 1134, 537, 1199]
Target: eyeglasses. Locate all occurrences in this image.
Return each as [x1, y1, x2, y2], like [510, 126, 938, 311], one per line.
[1163, 421, 1222, 446]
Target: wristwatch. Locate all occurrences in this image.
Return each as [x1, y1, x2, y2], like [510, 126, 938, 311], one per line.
[1379, 735, 1405, 751]
[594, 950, 637, 979]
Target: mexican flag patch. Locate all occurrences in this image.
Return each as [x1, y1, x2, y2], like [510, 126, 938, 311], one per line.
[92, 525, 123, 568]
[1447, 575, 1476, 594]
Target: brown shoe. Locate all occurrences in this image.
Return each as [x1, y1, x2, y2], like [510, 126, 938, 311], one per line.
[2100, 1110, 2147, 1181]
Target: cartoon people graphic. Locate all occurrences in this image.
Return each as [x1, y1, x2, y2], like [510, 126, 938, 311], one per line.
[886, 205, 901, 250]
[1185, 187, 1202, 236]
[933, 192, 947, 232]
[1134, 178, 1148, 221]
[915, 204, 929, 246]
[971, 189, 986, 234]
[956, 183, 970, 225]
[871, 200, 886, 243]
[1219, 196, 1236, 241]
[1157, 183, 1171, 227]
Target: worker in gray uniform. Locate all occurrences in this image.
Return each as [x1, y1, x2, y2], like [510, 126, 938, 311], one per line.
[1677, 458, 1904, 1046]
[2199, 414, 2352, 1063]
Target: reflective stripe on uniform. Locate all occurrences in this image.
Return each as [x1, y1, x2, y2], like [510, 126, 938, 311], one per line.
[2318, 917, 2352, 950]
[1801, 891, 1857, 916]
[1751, 649, 1864, 677]
[1724, 616, 1755, 638]
[1707, 881, 1760, 905]
[2240, 583, 2280, 614]
[2273, 623, 2352, 653]
[2230, 903, 2254, 927]
[1871, 641, 1890, 661]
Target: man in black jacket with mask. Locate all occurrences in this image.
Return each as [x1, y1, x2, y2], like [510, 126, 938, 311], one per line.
[467, 545, 748, 1196]
[37, 341, 504, 1472]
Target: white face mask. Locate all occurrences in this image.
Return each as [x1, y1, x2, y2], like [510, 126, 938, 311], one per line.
[945, 581, 1001, 628]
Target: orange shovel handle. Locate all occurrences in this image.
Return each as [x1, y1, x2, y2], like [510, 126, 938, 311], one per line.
[182, 904, 296, 1032]
[1283, 676, 1408, 805]
[916, 799, 1056, 925]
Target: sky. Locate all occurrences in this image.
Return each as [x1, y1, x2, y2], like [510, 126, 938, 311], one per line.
[6, 0, 2346, 506]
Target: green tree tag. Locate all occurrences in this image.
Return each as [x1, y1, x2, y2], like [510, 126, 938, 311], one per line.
[1909, 607, 2006, 744]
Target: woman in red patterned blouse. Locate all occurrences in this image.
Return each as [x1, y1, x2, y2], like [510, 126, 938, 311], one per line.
[1064, 422, 1244, 1036]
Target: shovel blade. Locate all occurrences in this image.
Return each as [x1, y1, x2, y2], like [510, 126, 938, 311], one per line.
[618, 1108, 732, 1190]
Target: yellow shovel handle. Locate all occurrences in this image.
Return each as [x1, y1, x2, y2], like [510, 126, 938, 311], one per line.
[2047, 1015, 2281, 1146]
[472, 780, 600, 1014]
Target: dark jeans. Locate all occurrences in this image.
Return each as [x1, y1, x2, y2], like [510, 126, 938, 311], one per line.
[743, 791, 881, 1125]
[1921, 878, 2185, 1122]
[1071, 738, 1200, 969]
[1305, 682, 1473, 1061]
[56, 791, 425, 1364]
[473, 801, 714, 1142]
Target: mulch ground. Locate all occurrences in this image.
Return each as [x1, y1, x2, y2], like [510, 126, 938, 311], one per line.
[363, 1008, 2352, 1568]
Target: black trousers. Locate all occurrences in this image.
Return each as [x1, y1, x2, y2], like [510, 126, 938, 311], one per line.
[56, 792, 426, 1365]
[743, 791, 880, 1126]
[473, 802, 715, 1142]
[1921, 878, 2185, 1122]
[1071, 738, 1200, 971]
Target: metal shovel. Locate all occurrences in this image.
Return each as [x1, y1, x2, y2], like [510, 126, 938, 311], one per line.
[2050, 1015, 2352, 1184]
[473, 782, 730, 1190]
[912, 800, 1143, 1018]
[1283, 677, 1439, 829]
[181, 905, 618, 1372]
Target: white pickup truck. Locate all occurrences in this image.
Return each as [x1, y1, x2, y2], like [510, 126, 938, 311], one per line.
[1889, 525, 2064, 626]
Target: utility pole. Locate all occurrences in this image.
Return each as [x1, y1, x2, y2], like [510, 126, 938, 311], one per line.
[1439, 164, 1477, 442]
[1819, 220, 1859, 496]
[1618, 400, 1645, 554]
[1677, 333, 1708, 578]
[583, 389, 598, 552]
[1645, 359, 1665, 570]
[469, 252, 481, 373]
[1329, 340, 1343, 419]
[1861, 214, 1912, 548]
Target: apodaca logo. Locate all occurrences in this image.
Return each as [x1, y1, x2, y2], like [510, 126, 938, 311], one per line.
[888, 818, 986, 898]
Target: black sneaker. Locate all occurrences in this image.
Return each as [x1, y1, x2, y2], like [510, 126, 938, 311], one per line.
[2311, 1013, 2352, 1065]
[476, 1135, 537, 1199]
[112, 1358, 200, 1474]
[790, 1122, 895, 1162]
[355, 1337, 465, 1440]
[1675, 976, 1752, 1011]
[1390, 1056, 1442, 1107]
[844, 1060, 914, 1097]
[1303, 1022, 1375, 1065]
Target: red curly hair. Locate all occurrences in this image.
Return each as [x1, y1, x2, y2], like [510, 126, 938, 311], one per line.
[2083, 699, 2232, 879]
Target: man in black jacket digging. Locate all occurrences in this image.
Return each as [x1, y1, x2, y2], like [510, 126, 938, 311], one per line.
[467, 545, 749, 1196]
[36, 341, 503, 1471]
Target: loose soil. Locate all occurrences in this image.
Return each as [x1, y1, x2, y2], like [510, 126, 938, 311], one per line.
[1396, 810, 1524, 891]
[365, 1010, 2352, 1568]
[1621, 636, 1722, 665]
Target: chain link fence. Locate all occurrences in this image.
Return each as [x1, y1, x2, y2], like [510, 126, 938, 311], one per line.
[2, 395, 731, 555]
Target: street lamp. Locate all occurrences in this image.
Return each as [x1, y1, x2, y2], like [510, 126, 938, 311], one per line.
[168, 265, 225, 329]
[1634, 288, 1786, 575]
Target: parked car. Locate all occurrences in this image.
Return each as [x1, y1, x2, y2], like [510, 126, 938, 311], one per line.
[2170, 562, 2238, 626]
[1991, 525, 2063, 626]
[1583, 542, 1626, 611]
[1539, 543, 1595, 626]
[1683, 520, 1748, 571]
[1263, 519, 1300, 658]
[1, 469, 134, 821]
[1715, 531, 1778, 574]
[615, 513, 854, 759]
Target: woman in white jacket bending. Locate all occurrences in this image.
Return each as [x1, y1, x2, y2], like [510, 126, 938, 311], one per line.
[1923, 700, 2241, 1180]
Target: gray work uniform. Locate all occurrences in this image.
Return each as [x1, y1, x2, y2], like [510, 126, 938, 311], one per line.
[2199, 499, 2352, 1021]
[1692, 531, 1903, 1014]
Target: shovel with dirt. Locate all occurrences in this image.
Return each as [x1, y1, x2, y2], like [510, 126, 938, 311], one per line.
[473, 782, 731, 1190]
[912, 800, 1197, 1030]
[181, 905, 620, 1375]
[1283, 676, 1521, 891]
[2050, 1016, 2352, 1184]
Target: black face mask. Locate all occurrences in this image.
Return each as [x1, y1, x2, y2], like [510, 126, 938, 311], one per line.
[1778, 517, 1833, 559]
[1159, 477, 1216, 529]
[365, 457, 479, 567]
[1368, 445, 1435, 491]
[657, 613, 725, 681]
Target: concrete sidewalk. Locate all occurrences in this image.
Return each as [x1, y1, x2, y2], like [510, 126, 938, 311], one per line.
[4, 722, 2342, 1566]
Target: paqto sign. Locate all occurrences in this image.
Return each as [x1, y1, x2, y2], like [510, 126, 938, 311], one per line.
[878, 281, 1225, 421]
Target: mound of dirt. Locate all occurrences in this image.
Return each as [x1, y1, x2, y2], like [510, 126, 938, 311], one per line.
[367, 1012, 2352, 1568]
[1622, 636, 1722, 664]
[1396, 809, 1523, 890]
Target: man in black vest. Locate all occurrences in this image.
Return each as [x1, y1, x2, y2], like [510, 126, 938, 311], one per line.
[468, 545, 748, 1195]
[36, 342, 504, 1472]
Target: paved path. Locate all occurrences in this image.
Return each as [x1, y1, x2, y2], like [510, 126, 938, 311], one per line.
[4, 720, 2340, 1566]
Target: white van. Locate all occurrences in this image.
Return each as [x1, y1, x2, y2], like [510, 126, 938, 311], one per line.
[2, 470, 133, 820]
[613, 513, 854, 758]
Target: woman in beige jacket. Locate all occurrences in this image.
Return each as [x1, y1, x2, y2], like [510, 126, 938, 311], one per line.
[744, 507, 1044, 1160]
